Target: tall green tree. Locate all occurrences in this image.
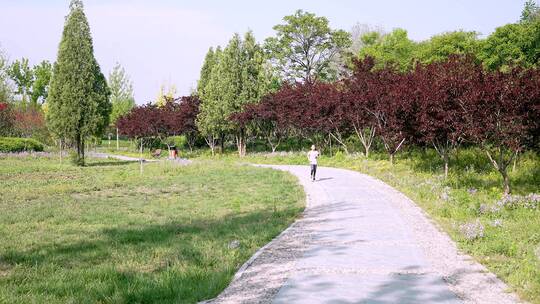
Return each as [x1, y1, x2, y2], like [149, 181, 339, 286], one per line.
[521, 0, 540, 23]
[265, 10, 351, 83]
[197, 47, 215, 96]
[235, 31, 273, 156]
[47, 0, 111, 165]
[31, 60, 52, 105]
[358, 28, 418, 72]
[7, 58, 33, 103]
[197, 32, 273, 156]
[108, 62, 135, 149]
[197, 46, 225, 155]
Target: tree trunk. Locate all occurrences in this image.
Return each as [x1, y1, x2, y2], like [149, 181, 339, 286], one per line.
[59, 139, 63, 163]
[390, 153, 394, 165]
[220, 134, 225, 153]
[116, 128, 119, 150]
[76, 135, 85, 166]
[139, 139, 144, 174]
[501, 169, 510, 195]
[236, 128, 247, 157]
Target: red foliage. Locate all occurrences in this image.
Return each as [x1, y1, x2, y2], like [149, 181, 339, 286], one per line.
[0, 102, 14, 136]
[12, 107, 47, 138]
[116, 96, 201, 149]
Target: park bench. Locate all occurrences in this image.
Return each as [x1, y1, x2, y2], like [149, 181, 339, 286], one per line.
[151, 149, 162, 158]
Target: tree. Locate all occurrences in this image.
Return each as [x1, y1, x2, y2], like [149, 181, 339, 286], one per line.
[197, 47, 216, 96]
[415, 55, 483, 177]
[7, 58, 33, 103]
[155, 83, 176, 107]
[358, 28, 418, 72]
[234, 31, 273, 156]
[521, 0, 540, 23]
[265, 10, 351, 83]
[416, 31, 480, 64]
[198, 32, 272, 157]
[176, 95, 200, 152]
[108, 62, 135, 149]
[0, 102, 14, 136]
[479, 21, 540, 71]
[372, 69, 415, 163]
[46, 0, 111, 165]
[31, 61, 52, 105]
[344, 57, 379, 158]
[12, 106, 48, 140]
[465, 67, 540, 194]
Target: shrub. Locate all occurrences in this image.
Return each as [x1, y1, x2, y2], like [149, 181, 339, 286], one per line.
[0, 137, 44, 152]
[166, 135, 187, 149]
[459, 219, 485, 241]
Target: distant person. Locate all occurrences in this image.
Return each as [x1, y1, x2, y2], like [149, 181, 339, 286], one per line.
[307, 145, 319, 181]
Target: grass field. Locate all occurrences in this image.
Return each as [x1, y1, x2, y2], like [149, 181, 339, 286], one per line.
[231, 147, 539, 303]
[0, 155, 304, 303]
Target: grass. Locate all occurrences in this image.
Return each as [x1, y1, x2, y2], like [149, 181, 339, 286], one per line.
[198, 146, 540, 303]
[0, 155, 304, 303]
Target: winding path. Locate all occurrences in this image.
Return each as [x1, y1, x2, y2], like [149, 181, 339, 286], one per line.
[208, 165, 522, 304]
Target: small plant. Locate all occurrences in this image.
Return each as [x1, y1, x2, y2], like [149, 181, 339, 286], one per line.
[496, 193, 540, 210]
[459, 219, 485, 241]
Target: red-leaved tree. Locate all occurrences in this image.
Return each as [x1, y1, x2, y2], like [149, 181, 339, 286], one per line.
[344, 57, 379, 158]
[0, 102, 14, 136]
[465, 66, 540, 194]
[415, 55, 483, 177]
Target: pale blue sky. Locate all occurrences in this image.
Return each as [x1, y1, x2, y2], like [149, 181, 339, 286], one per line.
[0, 0, 525, 103]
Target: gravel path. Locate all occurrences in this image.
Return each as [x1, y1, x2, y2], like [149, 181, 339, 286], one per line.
[87, 152, 191, 165]
[205, 165, 523, 304]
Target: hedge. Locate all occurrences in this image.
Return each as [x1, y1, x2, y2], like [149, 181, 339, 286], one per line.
[0, 137, 45, 152]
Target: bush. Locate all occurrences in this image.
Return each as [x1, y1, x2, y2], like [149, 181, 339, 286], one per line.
[166, 135, 187, 149]
[0, 137, 44, 152]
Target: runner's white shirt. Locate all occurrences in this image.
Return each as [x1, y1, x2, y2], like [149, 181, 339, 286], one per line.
[308, 150, 319, 165]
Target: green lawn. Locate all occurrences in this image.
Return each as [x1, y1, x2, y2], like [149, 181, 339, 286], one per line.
[233, 147, 540, 303]
[0, 156, 304, 303]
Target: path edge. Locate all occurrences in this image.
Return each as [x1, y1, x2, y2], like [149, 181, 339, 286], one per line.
[198, 164, 312, 304]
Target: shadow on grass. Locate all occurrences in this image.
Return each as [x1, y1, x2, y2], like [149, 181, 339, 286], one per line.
[0, 208, 300, 303]
[85, 160, 135, 167]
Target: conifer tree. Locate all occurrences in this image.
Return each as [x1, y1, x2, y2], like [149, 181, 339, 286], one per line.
[47, 0, 111, 165]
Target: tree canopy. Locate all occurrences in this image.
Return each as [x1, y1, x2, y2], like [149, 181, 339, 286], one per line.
[108, 62, 135, 126]
[264, 10, 351, 83]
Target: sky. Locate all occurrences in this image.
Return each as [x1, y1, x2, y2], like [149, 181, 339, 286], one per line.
[0, 0, 525, 103]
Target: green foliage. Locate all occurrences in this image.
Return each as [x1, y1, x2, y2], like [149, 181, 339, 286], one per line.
[7, 58, 33, 103]
[265, 10, 351, 82]
[358, 28, 417, 72]
[197, 32, 273, 154]
[166, 135, 187, 149]
[0, 137, 44, 152]
[0, 157, 304, 303]
[46, 0, 111, 165]
[479, 21, 540, 71]
[108, 62, 135, 125]
[416, 31, 480, 64]
[0, 47, 12, 103]
[197, 47, 215, 96]
[521, 0, 540, 23]
[30, 60, 52, 105]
